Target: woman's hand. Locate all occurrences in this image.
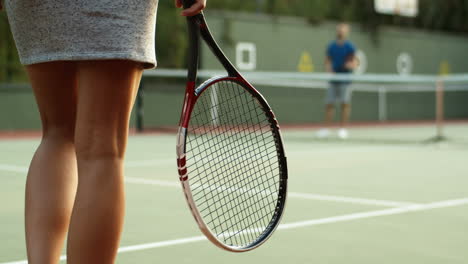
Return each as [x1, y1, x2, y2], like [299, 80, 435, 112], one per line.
[175, 0, 207, 16]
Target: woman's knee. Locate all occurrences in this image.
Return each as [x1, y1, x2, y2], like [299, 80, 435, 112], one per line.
[74, 130, 127, 162]
[42, 124, 76, 143]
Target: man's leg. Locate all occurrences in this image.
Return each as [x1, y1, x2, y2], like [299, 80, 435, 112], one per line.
[340, 103, 351, 126]
[325, 103, 335, 125]
[317, 85, 337, 138]
[338, 83, 352, 139]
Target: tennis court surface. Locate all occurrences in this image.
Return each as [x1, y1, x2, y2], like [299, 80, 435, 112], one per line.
[1, 123, 467, 264]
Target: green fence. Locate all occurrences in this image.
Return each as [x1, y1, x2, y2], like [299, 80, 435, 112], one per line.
[1, 71, 468, 131]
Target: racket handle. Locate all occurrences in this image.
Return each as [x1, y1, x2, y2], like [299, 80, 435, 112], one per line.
[182, 0, 196, 9]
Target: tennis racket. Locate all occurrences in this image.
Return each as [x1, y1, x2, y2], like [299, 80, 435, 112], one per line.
[176, 0, 288, 252]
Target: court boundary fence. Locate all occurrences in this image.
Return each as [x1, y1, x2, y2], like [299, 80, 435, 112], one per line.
[1, 70, 467, 141]
[140, 69, 468, 141]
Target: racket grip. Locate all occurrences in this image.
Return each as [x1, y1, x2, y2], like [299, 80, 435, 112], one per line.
[182, 0, 196, 9]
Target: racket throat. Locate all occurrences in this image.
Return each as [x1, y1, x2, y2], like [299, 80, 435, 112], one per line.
[176, 127, 188, 182]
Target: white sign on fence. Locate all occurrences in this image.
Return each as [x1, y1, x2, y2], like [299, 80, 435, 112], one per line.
[375, 0, 418, 17]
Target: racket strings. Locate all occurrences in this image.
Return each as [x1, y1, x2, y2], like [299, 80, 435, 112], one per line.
[191, 157, 280, 201]
[206, 183, 279, 230]
[188, 143, 278, 190]
[218, 81, 280, 239]
[189, 103, 273, 146]
[187, 125, 276, 167]
[195, 164, 280, 232]
[190, 115, 272, 240]
[186, 80, 282, 247]
[188, 89, 277, 170]
[197, 168, 280, 218]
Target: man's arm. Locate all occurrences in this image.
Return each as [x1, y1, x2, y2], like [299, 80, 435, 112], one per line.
[344, 42, 358, 71]
[345, 53, 358, 71]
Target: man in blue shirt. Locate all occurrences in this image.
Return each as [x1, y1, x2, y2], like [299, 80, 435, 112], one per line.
[317, 23, 357, 139]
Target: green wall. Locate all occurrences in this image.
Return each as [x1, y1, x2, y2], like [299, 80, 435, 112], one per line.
[201, 12, 468, 74]
[136, 82, 468, 128]
[1, 12, 468, 131]
[0, 85, 40, 130]
[1, 79, 467, 131]
[0, 84, 140, 131]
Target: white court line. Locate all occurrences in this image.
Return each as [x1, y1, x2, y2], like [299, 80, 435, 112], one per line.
[0, 161, 166, 171]
[124, 145, 419, 168]
[0, 164, 28, 173]
[125, 176, 417, 207]
[125, 177, 179, 188]
[278, 198, 468, 230]
[0, 159, 175, 171]
[287, 192, 416, 207]
[123, 146, 414, 168]
[2, 197, 468, 264]
[0, 164, 418, 207]
[125, 159, 174, 168]
[0, 144, 416, 171]
[127, 177, 416, 208]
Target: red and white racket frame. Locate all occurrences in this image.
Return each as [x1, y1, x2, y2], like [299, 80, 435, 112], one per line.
[176, 4, 288, 252]
[176, 75, 287, 252]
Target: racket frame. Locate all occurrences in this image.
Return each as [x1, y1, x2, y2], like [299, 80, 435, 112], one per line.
[176, 8, 288, 252]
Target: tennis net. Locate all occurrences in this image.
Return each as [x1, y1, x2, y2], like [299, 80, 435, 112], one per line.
[1, 70, 467, 144]
[137, 69, 468, 143]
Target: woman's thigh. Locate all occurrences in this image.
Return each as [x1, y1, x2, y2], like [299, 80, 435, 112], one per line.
[74, 60, 143, 160]
[26, 62, 78, 139]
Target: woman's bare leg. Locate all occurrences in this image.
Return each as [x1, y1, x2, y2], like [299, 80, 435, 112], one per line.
[66, 60, 143, 264]
[25, 62, 79, 263]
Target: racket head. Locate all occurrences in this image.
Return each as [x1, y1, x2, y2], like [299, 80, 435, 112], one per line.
[177, 76, 287, 252]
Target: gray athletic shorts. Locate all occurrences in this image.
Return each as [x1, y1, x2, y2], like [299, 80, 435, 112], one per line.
[5, 0, 158, 69]
[325, 82, 352, 104]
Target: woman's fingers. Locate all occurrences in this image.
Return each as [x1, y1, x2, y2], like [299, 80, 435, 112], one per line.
[181, 0, 206, 16]
[174, 0, 206, 17]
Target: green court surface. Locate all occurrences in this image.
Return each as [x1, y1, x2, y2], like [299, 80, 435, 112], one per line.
[1, 123, 467, 264]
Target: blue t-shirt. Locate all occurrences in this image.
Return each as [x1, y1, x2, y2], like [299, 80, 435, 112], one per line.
[327, 40, 356, 73]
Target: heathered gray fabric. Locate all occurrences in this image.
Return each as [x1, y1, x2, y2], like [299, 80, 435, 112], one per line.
[5, 0, 158, 69]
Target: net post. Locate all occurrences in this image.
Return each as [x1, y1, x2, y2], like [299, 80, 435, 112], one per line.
[136, 81, 145, 133]
[378, 86, 387, 122]
[435, 79, 445, 140]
